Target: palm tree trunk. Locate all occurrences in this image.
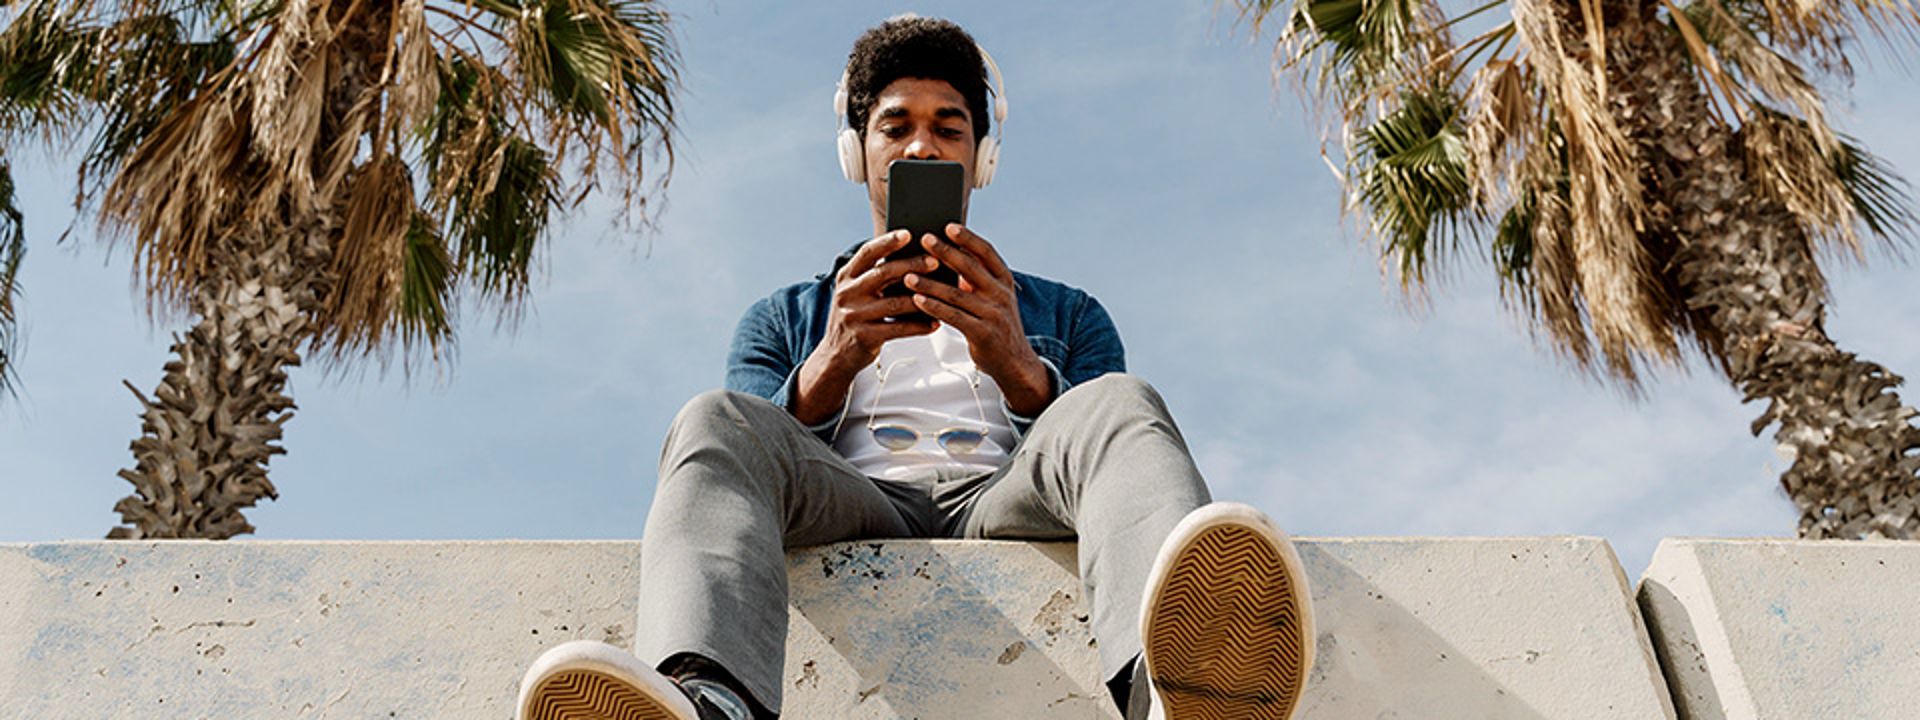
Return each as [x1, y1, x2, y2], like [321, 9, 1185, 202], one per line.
[1606, 4, 1920, 538]
[108, 224, 332, 539]
[105, 2, 387, 539]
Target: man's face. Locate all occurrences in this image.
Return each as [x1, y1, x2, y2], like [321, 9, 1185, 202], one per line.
[862, 77, 976, 226]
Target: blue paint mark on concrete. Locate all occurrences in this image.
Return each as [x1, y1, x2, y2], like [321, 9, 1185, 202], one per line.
[27, 621, 97, 664]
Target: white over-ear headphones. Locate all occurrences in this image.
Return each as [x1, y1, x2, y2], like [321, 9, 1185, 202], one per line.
[834, 44, 1009, 189]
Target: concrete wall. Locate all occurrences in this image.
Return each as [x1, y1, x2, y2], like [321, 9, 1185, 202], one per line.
[2, 538, 1673, 719]
[1638, 538, 1920, 720]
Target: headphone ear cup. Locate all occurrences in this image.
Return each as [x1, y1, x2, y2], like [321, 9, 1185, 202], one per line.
[838, 128, 865, 184]
[973, 135, 999, 189]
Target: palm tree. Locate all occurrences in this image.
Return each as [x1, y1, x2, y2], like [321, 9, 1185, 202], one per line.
[1238, 0, 1920, 539]
[0, 0, 679, 538]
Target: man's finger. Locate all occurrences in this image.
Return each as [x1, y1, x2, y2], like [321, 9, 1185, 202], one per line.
[905, 273, 991, 318]
[943, 223, 1012, 282]
[841, 229, 914, 281]
[913, 293, 985, 337]
[922, 234, 999, 297]
[844, 253, 939, 298]
[860, 316, 939, 343]
[844, 295, 923, 323]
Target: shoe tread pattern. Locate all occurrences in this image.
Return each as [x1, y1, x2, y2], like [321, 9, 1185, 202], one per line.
[525, 669, 686, 720]
[1146, 524, 1305, 720]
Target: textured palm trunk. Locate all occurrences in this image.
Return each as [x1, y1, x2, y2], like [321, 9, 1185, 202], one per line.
[108, 226, 331, 539]
[107, 5, 382, 539]
[1605, 4, 1920, 538]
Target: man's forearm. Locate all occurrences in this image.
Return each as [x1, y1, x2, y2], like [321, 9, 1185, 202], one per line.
[790, 351, 858, 428]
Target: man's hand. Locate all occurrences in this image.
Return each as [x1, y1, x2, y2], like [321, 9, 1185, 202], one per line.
[905, 223, 1054, 417]
[791, 231, 941, 426]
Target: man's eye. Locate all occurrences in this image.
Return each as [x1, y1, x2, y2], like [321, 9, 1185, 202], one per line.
[881, 127, 909, 139]
[939, 127, 965, 139]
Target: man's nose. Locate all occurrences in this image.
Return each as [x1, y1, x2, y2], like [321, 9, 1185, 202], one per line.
[903, 131, 942, 160]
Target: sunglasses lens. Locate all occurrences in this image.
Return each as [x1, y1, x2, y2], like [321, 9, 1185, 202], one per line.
[938, 430, 986, 454]
[872, 425, 918, 451]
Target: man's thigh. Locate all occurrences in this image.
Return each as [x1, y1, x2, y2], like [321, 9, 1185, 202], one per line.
[656, 389, 933, 546]
[938, 450, 1077, 541]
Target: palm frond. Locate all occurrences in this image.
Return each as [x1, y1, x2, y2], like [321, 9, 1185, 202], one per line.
[1707, 0, 1920, 69]
[451, 133, 558, 313]
[0, 0, 96, 135]
[320, 154, 417, 361]
[1492, 180, 1538, 291]
[398, 210, 455, 356]
[1253, 0, 1445, 112]
[468, 0, 678, 195]
[1512, 0, 1675, 370]
[72, 12, 238, 216]
[0, 152, 23, 399]
[1829, 131, 1917, 246]
[1351, 83, 1476, 287]
[1735, 107, 1866, 257]
[1464, 57, 1537, 209]
[417, 55, 558, 313]
[8, 0, 680, 374]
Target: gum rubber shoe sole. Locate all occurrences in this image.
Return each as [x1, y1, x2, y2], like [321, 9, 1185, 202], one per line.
[518, 641, 700, 720]
[1140, 502, 1314, 720]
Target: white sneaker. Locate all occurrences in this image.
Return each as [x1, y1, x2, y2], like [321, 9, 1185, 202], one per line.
[1138, 502, 1314, 720]
[517, 640, 715, 720]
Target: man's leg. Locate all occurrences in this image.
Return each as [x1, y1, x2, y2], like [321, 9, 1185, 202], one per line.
[942, 374, 1211, 687]
[637, 389, 931, 716]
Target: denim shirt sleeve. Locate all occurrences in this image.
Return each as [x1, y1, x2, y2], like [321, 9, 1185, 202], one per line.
[1001, 292, 1126, 438]
[724, 296, 839, 437]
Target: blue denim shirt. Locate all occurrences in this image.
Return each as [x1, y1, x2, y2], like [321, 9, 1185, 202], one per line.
[725, 241, 1126, 440]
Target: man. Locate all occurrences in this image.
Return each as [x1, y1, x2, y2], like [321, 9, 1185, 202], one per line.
[517, 15, 1313, 720]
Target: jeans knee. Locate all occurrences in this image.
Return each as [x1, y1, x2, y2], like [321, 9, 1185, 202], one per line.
[1063, 373, 1165, 413]
[667, 390, 780, 440]
[658, 390, 784, 487]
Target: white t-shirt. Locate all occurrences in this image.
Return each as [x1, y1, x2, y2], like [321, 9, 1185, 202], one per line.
[832, 324, 1016, 479]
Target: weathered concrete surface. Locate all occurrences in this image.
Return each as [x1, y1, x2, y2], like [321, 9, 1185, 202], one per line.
[1292, 537, 1673, 720]
[1, 538, 1672, 719]
[1638, 538, 1920, 720]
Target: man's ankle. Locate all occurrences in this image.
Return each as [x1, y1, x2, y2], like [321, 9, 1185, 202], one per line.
[1107, 653, 1149, 719]
[661, 653, 774, 720]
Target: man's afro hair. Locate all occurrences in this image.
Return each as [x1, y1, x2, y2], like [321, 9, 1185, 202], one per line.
[843, 15, 991, 143]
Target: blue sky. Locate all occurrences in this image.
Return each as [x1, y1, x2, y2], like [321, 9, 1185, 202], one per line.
[3, 1, 1917, 577]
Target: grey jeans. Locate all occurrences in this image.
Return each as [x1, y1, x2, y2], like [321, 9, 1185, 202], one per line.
[635, 373, 1211, 711]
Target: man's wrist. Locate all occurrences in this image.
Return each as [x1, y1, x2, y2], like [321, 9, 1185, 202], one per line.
[1000, 350, 1054, 418]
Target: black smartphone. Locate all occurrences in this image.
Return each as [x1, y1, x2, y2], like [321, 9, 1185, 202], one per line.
[882, 159, 964, 322]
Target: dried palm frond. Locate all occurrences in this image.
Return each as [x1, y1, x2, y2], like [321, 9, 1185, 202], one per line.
[1739, 109, 1863, 257]
[1512, 0, 1676, 376]
[64, 0, 677, 371]
[0, 152, 21, 398]
[326, 154, 416, 357]
[1465, 57, 1536, 209]
[99, 89, 254, 314]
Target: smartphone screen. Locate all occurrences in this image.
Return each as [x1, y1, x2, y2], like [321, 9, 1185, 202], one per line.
[882, 159, 965, 320]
